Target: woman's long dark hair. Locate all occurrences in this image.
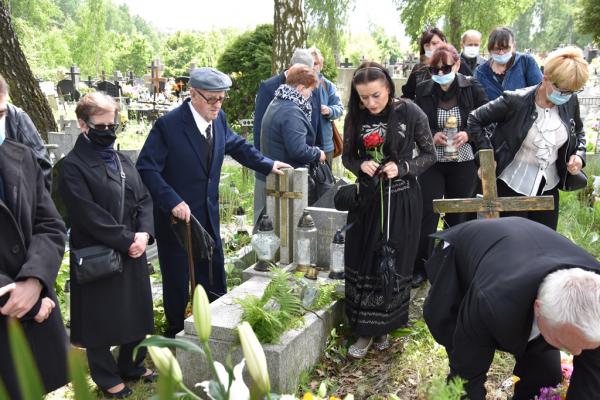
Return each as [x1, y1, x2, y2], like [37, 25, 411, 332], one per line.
[345, 61, 396, 156]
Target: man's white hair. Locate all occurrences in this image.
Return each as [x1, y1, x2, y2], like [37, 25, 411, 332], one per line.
[461, 29, 482, 43]
[537, 268, 600, 341]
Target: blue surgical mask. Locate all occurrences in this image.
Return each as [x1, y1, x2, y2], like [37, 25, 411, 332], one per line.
[547, 90, 572, 105]
[0, 115, 5, 146]
[492, 52, 513, 64]
[424, 50, 433, 58]
[431, 71, 456, 86]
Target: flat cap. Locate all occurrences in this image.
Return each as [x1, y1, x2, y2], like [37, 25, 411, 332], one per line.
[190, 67, 232, 91]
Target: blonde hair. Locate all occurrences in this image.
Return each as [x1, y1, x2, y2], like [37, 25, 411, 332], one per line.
[544, 47, 589, 92]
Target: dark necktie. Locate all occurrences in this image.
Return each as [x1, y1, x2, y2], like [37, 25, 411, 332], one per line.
[205, 124, 213, 167]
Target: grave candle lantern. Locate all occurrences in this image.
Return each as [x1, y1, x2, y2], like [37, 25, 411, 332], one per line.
[233, 206, 248, 235]
[251, 214, 280, 272]
[294, 210, 317, 274]
[329, 229, 345, 279]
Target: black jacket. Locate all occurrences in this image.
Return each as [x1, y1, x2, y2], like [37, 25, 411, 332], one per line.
[460, 53, 487, 76]
[467, 85, 586, 190]
[424, 217, 600, 400]
[415, 73, 489, 134]
[5, 104, 52, 190]
[402, 62, 473, 100]
[0, 140, 68, 399]
[58, 134, 154, 347]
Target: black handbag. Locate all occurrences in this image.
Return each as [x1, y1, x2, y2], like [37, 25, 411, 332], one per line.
[334, 183, 360, 212]
[71, 156, 126, 284]
[308, 160, 335, 205]
[563, 170, 588, 191]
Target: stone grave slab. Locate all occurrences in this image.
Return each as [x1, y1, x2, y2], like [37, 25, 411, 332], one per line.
[176, 275, 345, 393]
[305, 206, 348, 270]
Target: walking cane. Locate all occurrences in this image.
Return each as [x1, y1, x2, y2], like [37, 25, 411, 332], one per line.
[186, 220, 196, 302]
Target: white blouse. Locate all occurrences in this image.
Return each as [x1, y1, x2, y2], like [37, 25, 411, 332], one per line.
[499, 104, 568, 196]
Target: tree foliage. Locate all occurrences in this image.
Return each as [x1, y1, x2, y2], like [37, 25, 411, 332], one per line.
[217, 24, 274, 123]
[305, 0, 355, 66]
[512, 0, 593, 51]
[576, 0, 600, 44]
[369, 23, 404, 64]
[395, 0, 533, 49]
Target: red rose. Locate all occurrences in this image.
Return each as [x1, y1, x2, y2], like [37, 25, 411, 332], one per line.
[363, 131, 384, 149]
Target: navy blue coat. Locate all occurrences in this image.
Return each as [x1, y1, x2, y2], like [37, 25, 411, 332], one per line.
[258, 97, 321, 181]
[136, 99, 273, 293]
[253, 72, 321, 151]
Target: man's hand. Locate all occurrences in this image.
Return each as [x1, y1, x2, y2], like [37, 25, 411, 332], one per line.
[271, 161, 292, 176]
[34, 297, 55, 323]
[172, 201, 191, 223]
[128, 232, 149, 259]
[321, 105, 330, 116]
[567, 154, 583, 175]
[0, 278, 42, 318]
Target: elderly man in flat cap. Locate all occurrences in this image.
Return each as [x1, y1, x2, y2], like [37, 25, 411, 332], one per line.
[137, 67, 290, 337]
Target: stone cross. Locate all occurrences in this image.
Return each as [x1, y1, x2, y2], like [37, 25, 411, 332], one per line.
[433, 149, 555, 218]
[266, 168, 308, 264]
[340, 58, 353, 68]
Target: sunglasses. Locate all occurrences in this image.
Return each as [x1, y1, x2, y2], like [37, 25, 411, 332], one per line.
[196, 89, 228, 105]
[87, 121, 119, 131]
[429, 64, 454, 75]
[551, 82, 583, 96]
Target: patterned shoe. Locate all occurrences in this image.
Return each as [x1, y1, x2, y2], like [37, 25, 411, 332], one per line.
[373, 335, 390, 351]
[348, 338, 373, 359]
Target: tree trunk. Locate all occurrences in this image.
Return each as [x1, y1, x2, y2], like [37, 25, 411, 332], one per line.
[0, 3, 57, 142]
[327, 5, 341, 66]
[273, 0, 307, 74]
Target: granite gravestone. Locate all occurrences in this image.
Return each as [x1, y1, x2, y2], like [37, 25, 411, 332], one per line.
[304, 206, 348, 270]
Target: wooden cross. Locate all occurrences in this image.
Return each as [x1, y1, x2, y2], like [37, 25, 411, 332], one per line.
[68, 65, 80, 85]
[147, 59, 167, 95]
[433, 149, 555, 219]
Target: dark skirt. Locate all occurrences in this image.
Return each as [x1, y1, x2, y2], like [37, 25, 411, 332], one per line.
[344, 176, 422, 337]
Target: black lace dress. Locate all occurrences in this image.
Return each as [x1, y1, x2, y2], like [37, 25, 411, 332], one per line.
[341, 99, 435, 336]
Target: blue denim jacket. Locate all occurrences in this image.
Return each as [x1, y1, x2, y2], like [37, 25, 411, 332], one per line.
[317, 75, 344, 152]
[474, 52, 542, 101]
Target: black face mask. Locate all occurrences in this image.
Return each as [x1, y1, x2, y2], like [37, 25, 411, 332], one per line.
[87, 127, 117, 147]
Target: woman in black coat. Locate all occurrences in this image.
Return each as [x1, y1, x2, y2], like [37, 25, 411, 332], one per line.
[0, 139, 68, 400]
[468, 46, 588, 230]
[58, 92, 155, 398]
[342, 61, 435, 359]
[412, 44, 489, 287]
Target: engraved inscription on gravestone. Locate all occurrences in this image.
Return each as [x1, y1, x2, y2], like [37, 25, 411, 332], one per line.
[305, 207, 348, 270]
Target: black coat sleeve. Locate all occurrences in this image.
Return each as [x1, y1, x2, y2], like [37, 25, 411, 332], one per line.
[467, 95, 511, 152]
[567, 348, 600, 399]
[402, 104, 435, 177]
[15, 149, 66, 292]
[341, 118, 363, 177]
[571, 96, 587, 167]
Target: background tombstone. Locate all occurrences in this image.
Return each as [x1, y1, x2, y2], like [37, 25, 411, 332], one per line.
[97, 80, 120, 98]
[304, 206, 348, 269]
[56, 79, 80, 102]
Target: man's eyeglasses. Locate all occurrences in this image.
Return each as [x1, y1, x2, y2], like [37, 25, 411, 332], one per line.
[429, 64, 454, 75]
[195, 89, 228, 105]
[87, 121, 119, 131]
[551, 82, 583, 96]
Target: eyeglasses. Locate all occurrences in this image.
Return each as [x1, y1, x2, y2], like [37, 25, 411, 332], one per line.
[87, 121, 119, 131]
[491, 46, 511, 54]
[429, 64, 454, 75]
[195, 89, 228, 105]
[551, 82, 583, 96]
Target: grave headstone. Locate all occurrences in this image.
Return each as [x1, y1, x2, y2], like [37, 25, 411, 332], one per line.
[304, 206, 347, 269]
[97, 81, 121, 98]
[56, 79, 80, 102]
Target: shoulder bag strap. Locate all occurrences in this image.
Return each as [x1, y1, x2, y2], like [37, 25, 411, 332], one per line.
[114, 154, 126, 223]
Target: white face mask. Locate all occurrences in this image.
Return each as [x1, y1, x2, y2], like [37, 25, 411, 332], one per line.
[0, 115, 6, 146]
[463, 45, 480, 58]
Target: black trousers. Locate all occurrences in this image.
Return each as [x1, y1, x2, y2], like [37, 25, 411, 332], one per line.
[87, 339, 147, 390]
[414, 161, 477, 278]
[512, 336, 562, 400]
[496, 179, 560, 230]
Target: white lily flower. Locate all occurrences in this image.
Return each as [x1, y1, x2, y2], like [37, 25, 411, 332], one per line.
[238, 321, 270, 395]
[147, 346, 183, 384]
[196, 359, 250, 400]
[193, 284, 212, 343]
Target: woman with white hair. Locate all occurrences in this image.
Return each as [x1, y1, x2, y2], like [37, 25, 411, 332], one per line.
[468, 46, 589, 230]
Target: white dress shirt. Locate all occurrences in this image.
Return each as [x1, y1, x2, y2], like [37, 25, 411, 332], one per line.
[189, 102, 211, 138]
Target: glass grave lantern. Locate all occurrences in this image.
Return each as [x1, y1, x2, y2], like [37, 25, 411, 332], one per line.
[233, 206, 248, 235]
[329, 229, 345, 279]
[294, 210, 318, 276]
[251, 214, 280, 272]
